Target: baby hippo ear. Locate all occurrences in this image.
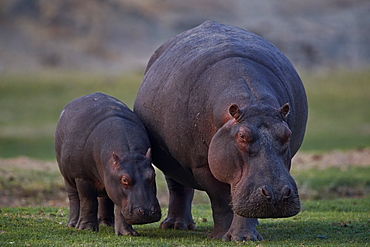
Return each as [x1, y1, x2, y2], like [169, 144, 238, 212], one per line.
[279, 103, 290, 119]
[111, 152, 121, 169]
[145, 148, 152, 161]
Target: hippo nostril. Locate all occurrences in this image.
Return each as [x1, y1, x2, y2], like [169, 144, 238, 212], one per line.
[260, 185, 273, 203]
[136, 208, 145, 215]
[262, 188, 270, 197]
[286, 189, 291, 197]
[149, 206, 158, 216]
[282, 185, 292, 202]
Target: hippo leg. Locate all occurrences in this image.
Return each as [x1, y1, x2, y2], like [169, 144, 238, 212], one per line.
[114, 209, 139, 236]
[160, 176, 196, 230]
[193, 168, 262, 240]
[222, 215, 263, 241]
[98, 197, 114, 227]
[75, 178, 99, 231]
[65, 180, 80, 228]
[204, 184, 234, 239]
[206, 185, 262, 241]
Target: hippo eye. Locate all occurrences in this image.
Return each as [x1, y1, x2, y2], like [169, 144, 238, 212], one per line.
[279, 129, 292, 154]
[238, 132, 246, 141]
[282, 129, 292, 143]
[120, 176, 131, 188]
[237, 130, 252, 143]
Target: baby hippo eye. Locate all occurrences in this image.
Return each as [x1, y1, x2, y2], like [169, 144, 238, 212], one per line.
[120, 176, 131, 188]
[238, 132, 245, 140]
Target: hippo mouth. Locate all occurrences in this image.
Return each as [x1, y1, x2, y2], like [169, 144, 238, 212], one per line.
[231, 185, 301, 218]
[232, 198, 301, 218]
[123, 206, 162, 225]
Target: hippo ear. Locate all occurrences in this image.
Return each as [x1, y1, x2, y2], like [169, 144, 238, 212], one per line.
[145, 148, 152, 160]
[279, 103, 290, 119]
[112, 152, 121, 168]
[229, 104, 242, 121]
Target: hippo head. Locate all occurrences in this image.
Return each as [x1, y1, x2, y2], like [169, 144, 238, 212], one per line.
[105, 149, 161, 225]
[208, 103, 300, 218]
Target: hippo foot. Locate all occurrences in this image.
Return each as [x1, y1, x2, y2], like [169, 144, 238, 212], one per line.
[99, 219, 114, 227]
[115, 225, 139, 236]
[76, 219, 99, 232]
[221, 228, 263, 242]
[66, 220, 77, 228]
[160, 217, 196, 230]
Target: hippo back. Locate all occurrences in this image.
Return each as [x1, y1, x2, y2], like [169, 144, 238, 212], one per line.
[134, 21, 307, 167]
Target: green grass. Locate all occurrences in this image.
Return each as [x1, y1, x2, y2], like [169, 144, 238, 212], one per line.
[0, 72, 143, 159]
[0, 198, 369, 246]
[300, 69, 370, 151]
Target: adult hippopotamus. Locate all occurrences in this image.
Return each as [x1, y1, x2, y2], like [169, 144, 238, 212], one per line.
[134, 21, 308, 241]
[55, 92, 161, 236]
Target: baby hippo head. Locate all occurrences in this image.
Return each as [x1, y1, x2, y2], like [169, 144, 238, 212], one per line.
[106, 149, 161, 225]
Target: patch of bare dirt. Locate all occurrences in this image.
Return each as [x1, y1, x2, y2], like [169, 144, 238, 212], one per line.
[292, 148, 370, 171]
[2, 148, 368, 174]
[0, 157, 65, 207]
[0, 156, 58, 171]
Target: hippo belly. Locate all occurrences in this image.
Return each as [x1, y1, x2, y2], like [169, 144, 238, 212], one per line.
[134, 21, 308, 241]
[55, 92, 161, 236]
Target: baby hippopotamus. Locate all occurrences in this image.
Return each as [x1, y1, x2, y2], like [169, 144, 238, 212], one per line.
[55, 92, 161, 236]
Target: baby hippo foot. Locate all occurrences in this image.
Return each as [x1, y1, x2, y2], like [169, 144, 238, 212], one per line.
[115, 223, 139, 236]
[160, 216, 196, 230]
[114, 211, 139, 236]
[98, 197, 114, 227]
[66, 219, 77, 228]
[222, 228, 263, 242]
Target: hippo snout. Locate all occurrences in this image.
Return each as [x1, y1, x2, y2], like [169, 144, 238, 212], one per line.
[134, 205, 161, 217]
[232, 183, 300, 218]
[125, 204, 161, 225]
[260, 184, 293, 203]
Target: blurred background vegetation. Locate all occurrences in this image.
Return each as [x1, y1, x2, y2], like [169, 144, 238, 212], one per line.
[1, 0, 369, 73]
[0, 0, 369, 206]
[0, 70, 369, 160]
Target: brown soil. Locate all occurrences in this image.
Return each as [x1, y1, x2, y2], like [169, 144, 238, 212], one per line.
[292, 148, 370, 171]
